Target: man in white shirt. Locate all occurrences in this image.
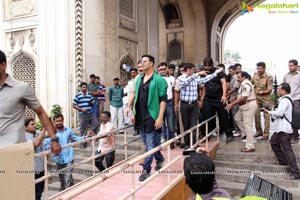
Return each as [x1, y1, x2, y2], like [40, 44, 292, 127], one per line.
[95, 111, 115, 171]
[158, 62, 176, 149]
[263, 83, 300, 180]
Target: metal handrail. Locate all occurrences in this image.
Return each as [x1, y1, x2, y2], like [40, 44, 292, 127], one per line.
[33, 125, 140, 199]
[56, 114, 219, 200]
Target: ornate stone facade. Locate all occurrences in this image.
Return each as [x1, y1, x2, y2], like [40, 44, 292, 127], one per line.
[0, 0, 264, 127]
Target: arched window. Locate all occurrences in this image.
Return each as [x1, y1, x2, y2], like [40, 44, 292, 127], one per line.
[12, 52, 36, 119]
[168, 39, 182, 62]
[120, 56, 134, 82]
[164, 4, 179, 22]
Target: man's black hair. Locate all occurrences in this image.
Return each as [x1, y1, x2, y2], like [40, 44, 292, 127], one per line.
[217, 63, 225, 69]
[53, 114, 64, 120]
[184, 152, 215, 194]
[234, 63, 242, 68]
[90, 74, 96, 78]
[102, 111, 111, 118]
[95, 76, 100, 80]
[168, 64, 175, 70]
[179, 62, 185, 68]
[183, 63, 194, 71]
[130, 68, 138, 73]
[142, 54, 155, 65]
[80, 82, 87, 87]
[0, 50, 7, 64]
[113, 77, 120, 81]
[158, 62, 168, 67]
[239, 71, 251, 80]
[256, 62, 266, 68]
[203, 57, 214, 66]
[228, 65, 236, 71]
[280, 83, 291, 94]
[25, 118, 35, 127]
[289, 59, 298, 66]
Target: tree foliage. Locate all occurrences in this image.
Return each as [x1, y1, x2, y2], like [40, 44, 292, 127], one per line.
[224, 49, 241, 64]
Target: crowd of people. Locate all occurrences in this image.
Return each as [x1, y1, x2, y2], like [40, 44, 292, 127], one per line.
[1, 48, 300, 200]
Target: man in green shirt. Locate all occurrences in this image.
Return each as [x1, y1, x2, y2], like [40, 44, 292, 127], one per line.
[133, 54, 168, 181]
[88, 74, 100, 119]
[109, 77, 124, 131]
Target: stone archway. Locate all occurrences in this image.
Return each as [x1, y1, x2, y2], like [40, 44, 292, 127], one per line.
[210, 0, 266, 64]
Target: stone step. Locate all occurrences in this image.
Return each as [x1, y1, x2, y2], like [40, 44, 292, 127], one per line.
[214, 138, 300, 200]
[218, 137, 300, 151]
[216, 170, 300, 199]
[214, 159, 289, 173]
[216, 167, 300, 189]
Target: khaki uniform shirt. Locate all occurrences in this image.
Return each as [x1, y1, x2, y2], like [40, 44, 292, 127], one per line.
[0, 75, 40, 147]
[252, 72, 273, 102]
[238, 79, 256, 101]
[283, 71, 300, 101]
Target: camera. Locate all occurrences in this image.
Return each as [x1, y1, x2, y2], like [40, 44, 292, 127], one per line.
[261, 103, 271, 112]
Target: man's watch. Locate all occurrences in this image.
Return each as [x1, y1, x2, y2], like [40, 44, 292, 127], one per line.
[51, 137, 59, 143]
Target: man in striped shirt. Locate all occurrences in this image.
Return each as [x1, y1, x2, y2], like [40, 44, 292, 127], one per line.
[174, 63, 222, 148]
[95, 76, 106, 121]
[72, 82, 98, 148]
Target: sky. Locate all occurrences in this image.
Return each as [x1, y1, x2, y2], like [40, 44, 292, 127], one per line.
[224, 0, 300, 82]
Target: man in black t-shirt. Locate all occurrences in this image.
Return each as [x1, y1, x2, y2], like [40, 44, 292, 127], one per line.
[201, 58, 233, 143]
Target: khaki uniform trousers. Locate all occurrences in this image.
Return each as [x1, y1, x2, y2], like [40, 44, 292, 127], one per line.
[235, 101, 258, 149]
[255, 99, 271, 136]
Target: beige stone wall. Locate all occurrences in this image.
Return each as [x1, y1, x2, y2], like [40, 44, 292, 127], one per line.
[158, 0, 208, 66]
[0, 0, 240, 127]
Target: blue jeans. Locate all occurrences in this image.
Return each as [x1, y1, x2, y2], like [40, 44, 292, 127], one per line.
[140, 130, 164, 173]
[93, 101, 99, 120]
[162, 100, 175, 140]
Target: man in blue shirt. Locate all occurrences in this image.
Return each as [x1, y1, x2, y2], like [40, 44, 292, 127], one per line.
[73, 82, 98, 148]
[25, 118, 47, 200]
[50, 114, 91, 190]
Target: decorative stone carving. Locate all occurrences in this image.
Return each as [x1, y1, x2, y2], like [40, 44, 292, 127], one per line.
[9, 34, 16, 50]
[28, 29, 35, 47]
[75, 0, 83, 89]
[119, 0, 133, 19]
[119, 0, 136, 30]
[3, 0, 37, 20]
[19, 36, 25, 49]
[6, 28, 37, 56]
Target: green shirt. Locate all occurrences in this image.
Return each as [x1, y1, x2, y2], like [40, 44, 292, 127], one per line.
[109, 85, 123, 108]
[88, 83, 99, 101]
[134, 72, 167, 120]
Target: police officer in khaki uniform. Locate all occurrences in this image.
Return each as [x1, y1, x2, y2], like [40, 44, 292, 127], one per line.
[226, 71, 257, 152]
[252, 62, 273, 140]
